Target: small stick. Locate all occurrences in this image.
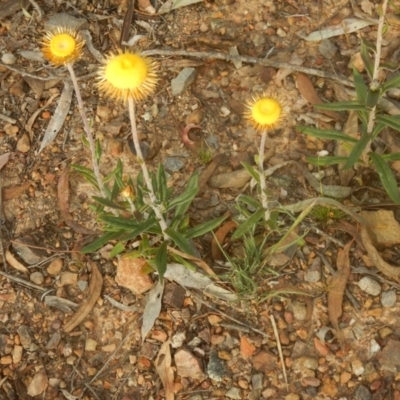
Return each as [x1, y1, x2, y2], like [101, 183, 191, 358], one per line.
[0, 271, 46, 292]
[270, 313, 288, 388]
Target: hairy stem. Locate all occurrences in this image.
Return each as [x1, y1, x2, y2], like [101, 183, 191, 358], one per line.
[66, 63, 107, 198]
[259, 130, 270, 221]
[128, 97, 169, 240]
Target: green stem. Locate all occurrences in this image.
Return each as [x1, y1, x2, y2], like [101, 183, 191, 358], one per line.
[127, 97, 169, 240]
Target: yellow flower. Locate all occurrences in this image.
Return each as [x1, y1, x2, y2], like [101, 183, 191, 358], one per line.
[97, 51, 158, 103]
[244, 93, 286, 132]
[41, 27, 85, 66]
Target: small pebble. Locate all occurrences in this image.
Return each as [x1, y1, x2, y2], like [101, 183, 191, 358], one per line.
[381, 290, 396, 307]
[1, 53, 16, 65]
[225, 387, 242, 399]
[16, 134, 31, 153]
[199, 22, 209, 32]
[358, 276, 381, 296]
[351, 359, 365, 376]
[85, 338, 97, 351]
[30, 272, 44, 285]
[47, 258, 63, 276]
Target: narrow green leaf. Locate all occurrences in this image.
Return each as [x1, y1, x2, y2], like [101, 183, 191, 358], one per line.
[353, 68, 368, 104]
[154, 241, 168, 281]
[376, 114, 400, 132]
[185, 214, 228, 239]
[236, 194, 262, 210]
[100, 216, 140, 230]
[71, 164, 99, 189]
[298, 126, 358, 143]
[157, 163, 168, 203]
[343, 133, 372, 169]
[241, 162, 260, 184]
[381, 152, 400, 162]
[382, 73, 400, 93]
[372, 121, 386, 139]
[381, 61, 399, 71]
[365, 88, 381, 109]
[360, 39, 374, 79]
[119, 217, 158, 241]
[370, 152, 400, 204]
[81, 231, 123, 253]
[92, 196, 126, 210]
[172, 172, 199, 218]
[231, 208, 264, 240]
[95, 139, 102, 163]
[306, 156, 348, 166]
[315, 101, 365, 111]
[165, 228, 196, 256]
[109, 242, 125, 257]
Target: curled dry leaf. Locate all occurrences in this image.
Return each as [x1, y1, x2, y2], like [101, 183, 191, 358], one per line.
[181, 123, 201, 146]
[155, 340, 174, 400]
[328, 241, 352, 350]
[5, 249, 29, 273]
[360, 225, 400, 278]
[63, 260, 103, 333]
[211, 220, 238, 261]
[296, 73, 343, 121]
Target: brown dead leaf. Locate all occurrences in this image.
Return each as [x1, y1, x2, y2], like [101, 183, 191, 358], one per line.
[57, 168, 94, 235]
[328, 241, 352, 350]
[296, 73, 343, 120]
[360, 224, 400, 278]
[314, 337, 330, 356]
[155, 340, 174, 400]
[211, 221, 238, 261]
[3, 181, 31, 201]
[240, 335, 256, 359]
[5, 250, 29, 273]
[0, 152, 10, 171]
[337, 111, 358, 186]
[63, 260, 103, 333]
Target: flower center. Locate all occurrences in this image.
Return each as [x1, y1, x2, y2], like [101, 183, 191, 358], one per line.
[50, 34, 76, 58]
[252, 98, 281, 125]
[105, 54, 148, 89]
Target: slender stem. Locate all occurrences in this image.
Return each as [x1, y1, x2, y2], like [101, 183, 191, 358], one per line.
[258, 130, 270, 221]
[66, 63, 106, 198]
[367, 0, 388, 135]
[127, 97, 169, 240]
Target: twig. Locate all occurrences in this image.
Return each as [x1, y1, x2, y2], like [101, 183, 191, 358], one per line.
[27, 0, 43, 21]
[128, 97, 169, 240]
[142, 49, 355, 87]
[270, 313, 288, 388]
[0, 270, 46, 292]
[0, 113, 16, 124]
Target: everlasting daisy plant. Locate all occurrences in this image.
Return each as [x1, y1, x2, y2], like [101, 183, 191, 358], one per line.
[98, 50, 168, 238]
[244, 93, 286, 220]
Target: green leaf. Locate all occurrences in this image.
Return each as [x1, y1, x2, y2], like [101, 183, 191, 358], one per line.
[92, 196, 126, 210]
[365, 88, 381, 109]
[185, 214, 228, 239]
[370, 152, 400, 204]
[360, 39, 375, 79]
[231, 208, 264, 240]
[241, 162, 260, 184]
[154, 241, 168, 281]
[381, 61, 399, 71]
[372, 121, 386, 139]
[314, 101, 365, 111]
[298, 126, 358, 143]
[382, 73, 400, 93]
[109, 242, 125, 257]
[81, 231, 124, 253]
[376, 114, 400, 132]
[95, 139, 102, 163]
[156, 163, 168, 203]
[381, 152, 400, 161]
[100, 216, 141, 230]
[119, 217, 158, 240]
[236, 194, 262, 210]
[353, 68, 368, 104]
[306, 156, 349, 166]
[171, 172, 199, 219]
[165, 228, 196, 255]
[71, 164, 99, 189]
[343, 132, 372, 169]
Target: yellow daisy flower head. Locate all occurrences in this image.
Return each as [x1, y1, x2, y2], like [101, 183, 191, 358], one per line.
[97, 50, 158, 103]
[41, 27, 85, 66]
[244, 93, 286, 133]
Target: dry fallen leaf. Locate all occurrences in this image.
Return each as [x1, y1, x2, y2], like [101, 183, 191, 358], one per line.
[141, 280, 164, 343]
[6, 249, 29, 273]
[211, 221, 238, 260]
[0, 152, 10, 171]
[360, 224, 400, 278]
[3, 181, 31, 201]
[296, 73, 343, 121]
[155, 340, 174, 400]
[63, 260, 103, 333]
[328, 241, 352, 350]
